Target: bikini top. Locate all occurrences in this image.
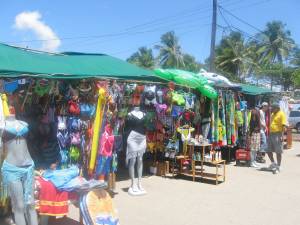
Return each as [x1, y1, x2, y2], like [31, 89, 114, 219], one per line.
[2, 121, 29, 143]
[177, 127, 195, 142]
[144, 85, 157, 105]
[126, 113, 146, 135]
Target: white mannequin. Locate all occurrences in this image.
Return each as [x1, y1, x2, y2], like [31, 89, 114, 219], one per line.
[129, 107, 144, 119]
[1, 112, 38, 225]
[126, 107, 146, 196]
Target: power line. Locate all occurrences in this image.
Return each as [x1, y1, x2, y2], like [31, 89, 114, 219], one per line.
[2, 0, 251, 45]
[110, 24, 211, 56]
[218, 4, 295, 45]
[3, 4, 213, 44]
[63, 15, 212, 49]
[219, 4, 264, 33]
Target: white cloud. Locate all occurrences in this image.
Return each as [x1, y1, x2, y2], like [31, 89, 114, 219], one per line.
[14, 11, 61, 52]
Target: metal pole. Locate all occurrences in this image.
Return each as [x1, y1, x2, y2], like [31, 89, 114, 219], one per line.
[209, 0, 217, 72]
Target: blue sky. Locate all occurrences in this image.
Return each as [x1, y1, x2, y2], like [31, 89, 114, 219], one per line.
[0, 0, 299, 63]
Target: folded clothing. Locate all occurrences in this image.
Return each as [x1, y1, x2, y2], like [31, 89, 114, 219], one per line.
[42, 166, 79, 190]
[37, 177, 69, 216]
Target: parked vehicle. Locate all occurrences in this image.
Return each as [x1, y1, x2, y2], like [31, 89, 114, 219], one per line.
[288, 110, 300, 132]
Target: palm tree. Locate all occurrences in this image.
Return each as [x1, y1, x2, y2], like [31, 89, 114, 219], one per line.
[127, 47, 155, 69]
[257, 21, 295, 89]
[181, 54, 201, 73]
[291, 47, 300, 67]
[155, 31, 184, 68]
[215, 31, 248, 81]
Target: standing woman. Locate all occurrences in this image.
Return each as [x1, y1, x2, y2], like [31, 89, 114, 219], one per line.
[249, 108, 261, 168]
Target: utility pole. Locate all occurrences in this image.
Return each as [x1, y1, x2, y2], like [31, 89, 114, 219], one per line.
[209, 0, 217, 72]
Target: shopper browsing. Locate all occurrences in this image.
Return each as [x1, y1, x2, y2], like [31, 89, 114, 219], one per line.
[257, 102, 269, 163]
[249, 108, 261, 168]
[267, 104, 287, 174]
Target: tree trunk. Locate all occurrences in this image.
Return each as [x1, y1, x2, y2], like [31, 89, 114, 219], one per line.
[270, 75, 273, 90]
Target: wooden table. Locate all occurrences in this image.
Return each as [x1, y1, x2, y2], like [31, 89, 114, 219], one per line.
[190, 143, 226, 185]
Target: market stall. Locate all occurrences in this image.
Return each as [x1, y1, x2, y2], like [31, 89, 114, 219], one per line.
[0, 43, 166, 225]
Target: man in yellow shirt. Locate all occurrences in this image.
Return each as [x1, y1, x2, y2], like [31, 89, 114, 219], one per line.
[267, 104, 287, 174]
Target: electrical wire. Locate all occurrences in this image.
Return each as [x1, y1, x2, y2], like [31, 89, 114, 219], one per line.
[110, 24, 211, 57]
[2, 0, 252, 45]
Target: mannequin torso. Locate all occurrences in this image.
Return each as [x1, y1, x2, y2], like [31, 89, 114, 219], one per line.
[2, 116, 33, 166]
[126, 107, 146, 135]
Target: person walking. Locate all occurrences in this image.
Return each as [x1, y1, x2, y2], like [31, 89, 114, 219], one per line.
[267, 104, 287, 174]
[249, 108, 261, 168]
[257, 102, 269, 163]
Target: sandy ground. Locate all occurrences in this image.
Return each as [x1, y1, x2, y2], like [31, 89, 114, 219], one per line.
[1, 141, 299, 225]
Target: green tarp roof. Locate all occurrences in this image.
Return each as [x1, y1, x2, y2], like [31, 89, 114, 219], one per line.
[239, 83, 273, 95]
[0, 43, 155, 80]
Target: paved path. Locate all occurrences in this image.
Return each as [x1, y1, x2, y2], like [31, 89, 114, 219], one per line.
[113, 143, 300, 225]
[1, 142, 299, 225]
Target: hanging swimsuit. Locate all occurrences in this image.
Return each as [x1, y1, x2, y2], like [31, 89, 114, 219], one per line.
[57, 130, 70, 149]
[132, 85, 144, 106]
[3, 80, 19, 93]
[156, 89, 164, 104]
[177, 127, 195, 142]
[185, 94, 195, 109]
[144, 111, 156, 132]
[171, 105, 184, 118]
[155, 103, 168, 123]
[99, 125, 115, 157]
[181, 111, 195, 124]
[146, 132, 156, 153]
[177, 127, 195, 155]
[144, 85, 157, 106]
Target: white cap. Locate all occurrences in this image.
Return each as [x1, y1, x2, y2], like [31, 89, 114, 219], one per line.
[261, 102, 268, 107]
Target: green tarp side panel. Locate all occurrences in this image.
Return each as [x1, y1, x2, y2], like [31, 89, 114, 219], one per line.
[0, 43, 156, 80]
[239, 84, 273, 95]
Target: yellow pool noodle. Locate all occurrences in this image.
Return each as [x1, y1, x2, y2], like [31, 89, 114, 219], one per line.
[1, 94, 10, 117]
[89, 88, 106, 173]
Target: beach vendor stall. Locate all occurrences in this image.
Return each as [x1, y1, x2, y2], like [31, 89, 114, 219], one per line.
[0, 43, 164, 225]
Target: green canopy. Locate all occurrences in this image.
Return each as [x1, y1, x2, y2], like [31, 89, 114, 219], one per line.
[0, 43, 156, 80]
[239, 84, 273, 95]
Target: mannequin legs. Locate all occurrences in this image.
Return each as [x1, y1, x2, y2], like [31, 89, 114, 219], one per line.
[8, 180, 38, 225]
[136, 155, 144, 191]
[128, 155, 146, 195]
[128, 157, 137, 189]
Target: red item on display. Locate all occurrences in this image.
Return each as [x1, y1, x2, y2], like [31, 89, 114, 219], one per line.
[37, 177, 69, 216]
[235, 149, 251, 162]
[68, 100, 80, 115]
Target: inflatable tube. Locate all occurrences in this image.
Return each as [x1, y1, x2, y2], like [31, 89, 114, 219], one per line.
[166, 69, 208, 87]
[173, 75, 201, 88]
[154, 68, 173, 81]
[197, 84, 218, 99]
[89, 88, 106, 174]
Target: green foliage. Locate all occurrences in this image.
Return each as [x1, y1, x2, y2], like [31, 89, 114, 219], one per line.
[155, 31, 184, 69]
[181, 54, 201, 73]
[292, 69, 300, 88]
[291, 48, 300, 66]
[127, 47, 155, 69]
[257, 21, 295, 64]
[215, 31, 248, 81]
